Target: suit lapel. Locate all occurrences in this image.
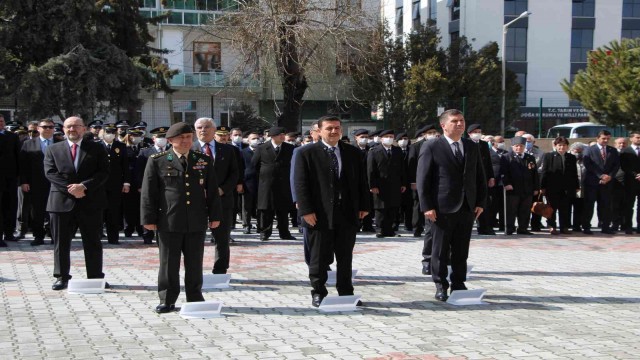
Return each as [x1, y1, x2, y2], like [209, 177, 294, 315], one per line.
[439, 137, 462, 169]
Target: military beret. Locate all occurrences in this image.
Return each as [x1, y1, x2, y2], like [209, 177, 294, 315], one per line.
[379, 129, 395, 137]
[127, 129, 144, 136]
[354, 129, 369, 137]
[395, 132, 408, 140]
[132, 121, 148, 129]
[165, 122, 194, 139]
[511, 136, 526, 145]
[467, 123, 482, 133]
[88, 120, 104, 128]
[268, 126, 286, 136]
[150, 127, 168, 136]
[370, 129, 382, 137]
[216, 126, 230, 135]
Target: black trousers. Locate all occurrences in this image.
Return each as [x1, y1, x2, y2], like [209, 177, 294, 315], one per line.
[257, 208, 290, 237]
[1, 177, 18, 237]
[307, 223, 357, 297]
[583, 184, 612, 231]
[375, 207, 397, 235]
[18, 188, 31, 234]
[547, 193, 571, 230]
[488, 186, 505, 230]
[212, 207, 234, 274]
[623, 190, 640, 231]
[360, 193, 375, 231]
[570, 197, 585, 230]
[50, 209, 104, 280]
[611, 184, 626, 229]
[157, 231, 205, 305]
[411, 189, 425, 234]
[507, 194, 533, 232]
[477, 190, 494, 232]
[122, 190, 142, 236]
[421, 219, 433, 269]
[104, 189, 123, 243]
[241, 192, 256, 229]
[429, 207, 474, 288]
[27, 191, 49, 240]
[397, 201, 413, 230]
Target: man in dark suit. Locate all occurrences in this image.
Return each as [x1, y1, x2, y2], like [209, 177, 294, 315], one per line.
[353, 129, 375, 233]
[487, 135, 508, 232]
[100, 124, 130, 245]
[141, 122, 222, 313]
[241, 132, 261, 234]
[466, 124, 496, 235]
[407, 125, 429, 238]
[501, 136, 539, 235]
[294, 116, 370, 307]
[252, 126, 296, 241]
[0, 114, 21, 246]
[229, 127, 247, 231]
[395, 132, 413, 231]
[540, 136, 579, 235]
[367, 130, 407, 238]
[44, 116, 110, 290]
[620, 131, 640, 234]
[19, 119, 57, 246]
[417, 109, 487, 301]
[135, 127, 170, 244]
[193, 118, 239, 274]
[582, 130, 620, 234]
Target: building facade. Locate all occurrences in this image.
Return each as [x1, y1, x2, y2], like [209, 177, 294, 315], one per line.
[381, 0, 640, 132]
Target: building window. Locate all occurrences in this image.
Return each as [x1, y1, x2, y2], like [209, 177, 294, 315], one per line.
[396, 6, 404, 36]
[450, 31, 460, 43]
[622, 29, 640, 39]
[571, 28, 593, 62]
[449, 0, 460, 21]
[504, 0, 527, 16]
[516, 73, 526, 106]
[193, 42, 221, 72]
[412, 1, 421, 30]
[506, 28, 527, 61]
[429, 0, 437, 22]
[572, 0, 595, 17]
[623, 0, 640, 17]
[138, 0, 156, 8]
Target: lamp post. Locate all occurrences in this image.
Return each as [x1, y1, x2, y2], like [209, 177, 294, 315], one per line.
[501, 10, 531, 136]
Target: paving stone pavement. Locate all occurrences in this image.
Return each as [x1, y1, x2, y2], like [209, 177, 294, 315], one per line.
[1, 226, 639, 360]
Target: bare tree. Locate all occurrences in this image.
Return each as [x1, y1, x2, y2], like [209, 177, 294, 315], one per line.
[211, 0, 380, 131]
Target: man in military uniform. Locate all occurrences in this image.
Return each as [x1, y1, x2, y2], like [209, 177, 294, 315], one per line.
[501, 136, 539, 235]
[353, 129, 375, 233]
[100, 124, 130, 244]
[123, 128, 144, 237]
[86, 120, 104, 141]
[136, 127, 170, 244]
[141, 122, 222, 314]
[192, 119, 239, 274]
[116, 120, 129, 143]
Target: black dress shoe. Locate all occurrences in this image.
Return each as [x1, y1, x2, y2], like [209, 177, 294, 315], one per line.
[413, 230, 422, 237]
[506, 230, 514, 235]
[104, 282, 111, 289]
[242, 227, 251, 234]
[478, 230, 497, 235]
[625, 229, 634, 235]
[450, 283, 467, 294]
[530, 227, 542, 232]
[356, 300, 363, 306]
[4, 234, 17, 242]
[362, 227, 375, 233]
[143, 239, 153, 244]
[375, 233, 385, 238]
[312, 294, 324, 308]
[30, 238, 45, 246]
[52, 279, 68, 291]
[422, 266, 431, 275]
[435, 284, 448, 302]
[107, 241, 120, 245]
[516, 230, 534, 235]
[14, 233, 26, 241]
[155, 304, 175, 314]
[602, 229, 616, 235]
[280, 234, 296, 240]
[583, 229, 593, 235]
[0, 239, 7, 247]
[260, 234, 269, 241]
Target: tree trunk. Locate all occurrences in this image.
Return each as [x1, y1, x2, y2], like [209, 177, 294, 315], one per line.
[277, 20, 308, 132]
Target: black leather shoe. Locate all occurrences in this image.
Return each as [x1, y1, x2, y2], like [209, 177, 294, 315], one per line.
[450, 283, 467, 294]
[280, 234, 296, 240]
[422, 266, 431, 275]
[583, 229, 593, 235]
[516, 230, 534, 235]
[506, 231, 514, 235]
[602, 229, 616, 235]
[4, 234, 17, 242]
[104, 282, 111, 289]
[14, 233, 26, 241]
[260, 234, 269, 241]
[530, 227, 542, 232]
[478, 229, 497, 235]
[0, 239, 7, 247]
[435, 284, 448, 302]
[312, 294, 324, 307]
[243, 227, 251, 234]
[625, 229, 634, 235]
[356, 300, 363, 306]
[52, 279, 68, 291]
[107, 241, 120, 245]
[30, 238, 45, 246]
[362, 227, 375, 233]
[155, 304, 175, 314]
[375, 233, 384, 238]
[143, 239, 153, 244]
[413, 230, 422, 237]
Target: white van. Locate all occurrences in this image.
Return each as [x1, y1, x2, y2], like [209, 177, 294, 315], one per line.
[546, 122, 616, 138]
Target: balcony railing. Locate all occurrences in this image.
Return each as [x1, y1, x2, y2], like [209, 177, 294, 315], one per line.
[170, 72, 260, 88]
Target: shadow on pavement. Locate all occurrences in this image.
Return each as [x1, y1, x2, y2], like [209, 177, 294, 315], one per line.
[485, 294, 640, 304]
[364, 300, 563, 311]
[220, 306, 411, 317]
[475, 270, 640, 278]
[234, 279, 406, 287]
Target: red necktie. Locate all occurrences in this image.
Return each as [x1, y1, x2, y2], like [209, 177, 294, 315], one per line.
[600, 146, 606, 160]
[204, 143, 212, 157]
[71, 143, 78, 162]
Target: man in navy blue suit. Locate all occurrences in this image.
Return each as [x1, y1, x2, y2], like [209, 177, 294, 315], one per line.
[417, 109, 487, 301]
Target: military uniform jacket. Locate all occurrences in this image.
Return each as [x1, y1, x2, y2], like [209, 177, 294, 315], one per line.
[367, 145, 407, 209]
[140, 150, 222, 233]
[101, 140, 130, 191]
[191, 141, 239, 209]
[251, 141, 295, 211]
[407, 139, 425, 184]
[500, 152, 539, 196]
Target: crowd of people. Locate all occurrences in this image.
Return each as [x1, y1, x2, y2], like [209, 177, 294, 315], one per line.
[1, 111, 639, 310]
